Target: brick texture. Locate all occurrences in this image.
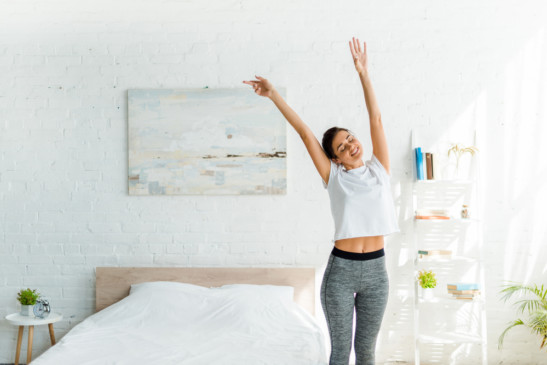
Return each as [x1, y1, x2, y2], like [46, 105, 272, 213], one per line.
[1, 1, 547, 364]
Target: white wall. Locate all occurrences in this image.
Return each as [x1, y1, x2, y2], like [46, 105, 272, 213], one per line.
[1, 1, 546, 363]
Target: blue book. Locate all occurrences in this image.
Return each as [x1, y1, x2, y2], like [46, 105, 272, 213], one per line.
[447, 283, 480, 290]
[415, 147, 424, 180]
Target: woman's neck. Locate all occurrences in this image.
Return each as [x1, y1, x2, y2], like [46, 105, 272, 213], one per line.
[342, 160, 364, 171]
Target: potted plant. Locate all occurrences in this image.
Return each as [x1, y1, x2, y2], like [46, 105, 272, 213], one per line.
[498, 282, 547, 350]
[418, 270, 437, 300]
[17, 288, 40, 316]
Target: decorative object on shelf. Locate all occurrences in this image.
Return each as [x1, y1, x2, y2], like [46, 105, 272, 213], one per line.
[418, 270, 437, 300]
[17, 288, 40, 316]
[33, 299, 51, 319]
[461, 204, 469, 219]
[447, 143, 479, 180]
[498, 282, 547, 350]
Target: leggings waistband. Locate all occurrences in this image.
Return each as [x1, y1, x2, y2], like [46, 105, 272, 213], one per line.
[331, 247, 385, 261]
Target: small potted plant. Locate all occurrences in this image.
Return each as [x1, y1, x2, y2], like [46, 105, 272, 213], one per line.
[17, 288, 40, 316]
[418, 270, 437, 300]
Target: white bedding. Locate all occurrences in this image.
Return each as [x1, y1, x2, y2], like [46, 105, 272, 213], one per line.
[33, 281, 327, 365]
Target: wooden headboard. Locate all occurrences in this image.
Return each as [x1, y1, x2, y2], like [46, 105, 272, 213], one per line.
[96, 267, 316, 315]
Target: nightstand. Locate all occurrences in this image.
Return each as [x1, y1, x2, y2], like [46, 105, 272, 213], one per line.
[5, 312, 63, 365]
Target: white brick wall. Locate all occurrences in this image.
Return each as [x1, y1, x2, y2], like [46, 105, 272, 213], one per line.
[1, 1, 547, 364]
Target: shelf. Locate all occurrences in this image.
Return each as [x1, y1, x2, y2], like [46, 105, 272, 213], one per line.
[417, 332, 484, 345]
[414, 217, 480, 223]
[416, 256, 482, 264]
[417, 296, 485, 305]
[415, 179, 476, 185]
[412, 129, 486, 364]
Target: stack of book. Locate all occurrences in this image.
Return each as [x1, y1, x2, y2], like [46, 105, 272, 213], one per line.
[415, 208, 451, 220]
[418, 249, 452, 259]
[415, 147, 439, 180]
[447, 283, 481, 300]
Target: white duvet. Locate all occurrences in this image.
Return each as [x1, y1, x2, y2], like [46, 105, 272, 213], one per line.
[34, 281, 327, 365]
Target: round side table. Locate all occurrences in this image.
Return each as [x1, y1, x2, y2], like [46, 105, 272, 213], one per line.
[5, 312, 63, 365]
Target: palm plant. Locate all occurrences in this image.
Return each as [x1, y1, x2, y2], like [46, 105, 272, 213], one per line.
[498, 281, 547, 350]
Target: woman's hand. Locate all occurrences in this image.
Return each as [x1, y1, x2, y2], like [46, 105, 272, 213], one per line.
[349, 37, 368, 76]
[242, 75, 274, 98]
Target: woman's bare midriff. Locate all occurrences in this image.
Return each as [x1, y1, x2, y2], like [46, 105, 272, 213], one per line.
[334, 235, 384, 253]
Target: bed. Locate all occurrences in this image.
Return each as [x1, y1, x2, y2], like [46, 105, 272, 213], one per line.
[33, 267, 328, 365]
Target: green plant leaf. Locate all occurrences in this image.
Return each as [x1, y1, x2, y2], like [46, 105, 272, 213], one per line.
[499, 281, 547, 351]
[498, 319, 524, 349]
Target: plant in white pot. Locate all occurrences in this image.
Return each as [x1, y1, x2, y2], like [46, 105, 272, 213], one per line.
[17, 288, 40, 316]
[418, 270, 437, 300]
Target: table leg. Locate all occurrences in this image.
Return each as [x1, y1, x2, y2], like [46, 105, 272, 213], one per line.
[15, 326, 23, 365]
[48, 323, 56, 345]
[27, 325, 34, 364]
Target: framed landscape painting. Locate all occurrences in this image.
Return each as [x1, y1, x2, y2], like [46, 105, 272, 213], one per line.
[128, 88, 287, 195]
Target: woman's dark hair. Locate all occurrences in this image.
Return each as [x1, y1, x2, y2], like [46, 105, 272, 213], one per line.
[322, 127, 350, 160]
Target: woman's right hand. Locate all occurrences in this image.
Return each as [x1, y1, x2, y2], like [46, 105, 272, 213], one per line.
[242, 76, 275, 98]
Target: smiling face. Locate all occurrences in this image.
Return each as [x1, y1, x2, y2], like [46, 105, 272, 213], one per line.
[331, 130, 364, 169]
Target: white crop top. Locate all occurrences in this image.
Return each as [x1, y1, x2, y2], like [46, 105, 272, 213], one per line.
[322, 154, 400, 241]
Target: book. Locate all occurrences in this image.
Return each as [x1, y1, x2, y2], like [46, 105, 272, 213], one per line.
[415, 215, 450, 220]
[447, 283, 480, 291]
[418, 250, 452, 256]
[415, 208, 450, 217]
[432, 153, 440, 180]
[447, 289, 480, 295]
[426, 152, 433, 180]
[415, 147, 424, 180]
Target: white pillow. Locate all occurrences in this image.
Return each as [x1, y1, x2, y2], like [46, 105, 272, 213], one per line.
[130, 281, 294, 301]
[216, 284, 295, 304]
[129, 281, 209, 295]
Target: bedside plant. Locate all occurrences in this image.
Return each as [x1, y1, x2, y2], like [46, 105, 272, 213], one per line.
[498, 282, 547, 350]
[17, 288, 40, 316]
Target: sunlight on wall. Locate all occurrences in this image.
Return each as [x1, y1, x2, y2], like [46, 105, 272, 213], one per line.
[502, 27, 547, 282]
[409, 25, 547, 363]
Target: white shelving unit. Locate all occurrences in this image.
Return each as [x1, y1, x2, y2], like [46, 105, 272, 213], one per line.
[411, 129, 487, 365]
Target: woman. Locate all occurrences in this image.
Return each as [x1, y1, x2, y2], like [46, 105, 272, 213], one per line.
[243, 37, 399, 365]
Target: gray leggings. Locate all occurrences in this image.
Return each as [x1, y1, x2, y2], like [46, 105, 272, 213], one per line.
[320, 247, 389, 365]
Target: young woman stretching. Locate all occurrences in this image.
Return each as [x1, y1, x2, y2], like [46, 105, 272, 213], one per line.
[243, 37, 399, 365]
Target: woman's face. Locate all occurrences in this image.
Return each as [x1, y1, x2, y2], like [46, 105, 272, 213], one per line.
[331, 130, 363, 165]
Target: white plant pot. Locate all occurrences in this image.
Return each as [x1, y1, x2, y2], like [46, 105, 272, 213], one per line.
[20, 305, 34, 316]
[442, 160, 458, 180]
[422, 288, 435, 300]
[456, 154, 474, 180]
[442, 152, 476, 181]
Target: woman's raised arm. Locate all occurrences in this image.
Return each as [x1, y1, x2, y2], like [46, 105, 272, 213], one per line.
[349, 37, 391, 175]
[243, 76, 331, 184]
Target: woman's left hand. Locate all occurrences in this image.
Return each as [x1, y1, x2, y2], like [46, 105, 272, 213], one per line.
[349, 37, 368, 75]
